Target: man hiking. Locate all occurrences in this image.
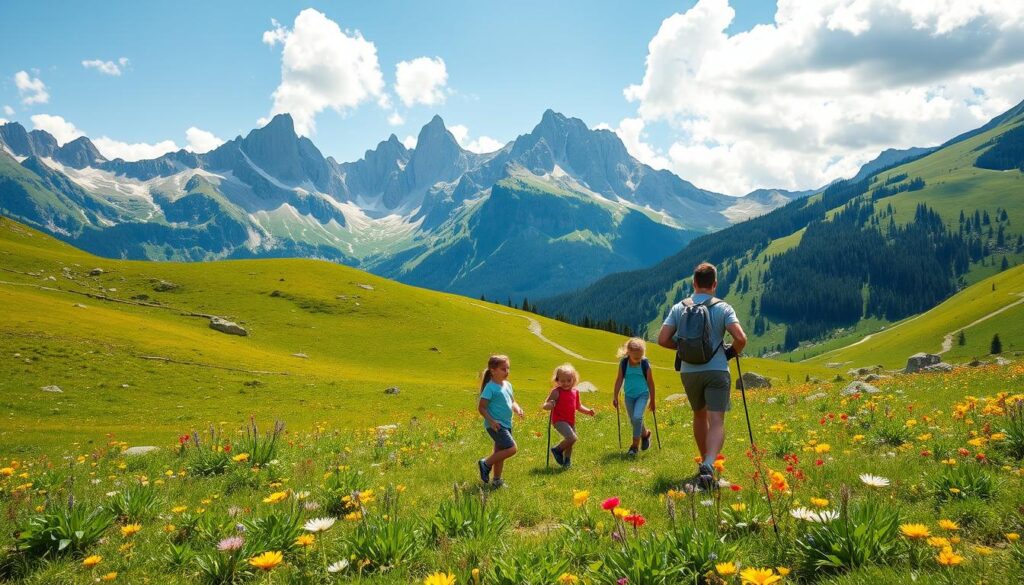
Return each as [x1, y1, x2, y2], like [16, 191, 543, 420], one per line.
[658, 262, 747, 490]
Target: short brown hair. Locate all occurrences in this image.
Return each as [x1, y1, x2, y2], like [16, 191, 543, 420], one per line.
[693, 262, 717, 289]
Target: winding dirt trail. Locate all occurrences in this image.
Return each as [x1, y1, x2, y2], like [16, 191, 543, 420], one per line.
[467, 302, 617, 365]
[938, 292, 1024, 355]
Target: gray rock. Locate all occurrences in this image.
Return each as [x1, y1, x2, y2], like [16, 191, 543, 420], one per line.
[153, 280, 179, 292]
[376, 424, 397, 432]
[664, 393, 687, 403]
[74, 303, 86, 308]
[356, 284, 374, 291]
[736, 372, 771, 389]
[847, 365, 882, 377]
[863, 374, 891, 382]
[292, 352, 309, 359]
[209, 317, 248, 336]
[995, 357, 1012, 366]
[124, 446, 159, 456]
[805, 392, 828, 401]
[967, 359, 988, 367]
[841, 381, 881, 396]
[921, 362, 954, 373]
[88, 268, 104, 276]
[808, 377, 823, 383]
[384, 386, 400, 395]
[904, 352, 941, 373]
[41, 385, 63, 393]
[766, 397, 779, 404]
[825, 362, 843, 369]
[577, 381, 598, 393]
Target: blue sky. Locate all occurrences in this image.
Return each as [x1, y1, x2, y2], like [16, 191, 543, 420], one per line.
[3, 1, 1022, 194]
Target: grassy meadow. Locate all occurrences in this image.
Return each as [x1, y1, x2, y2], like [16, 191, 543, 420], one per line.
[1, 218, 1024, 584]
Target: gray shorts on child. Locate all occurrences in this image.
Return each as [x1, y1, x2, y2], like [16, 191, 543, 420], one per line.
[553, 421, 577, 441]
[486, 426, 516, 450]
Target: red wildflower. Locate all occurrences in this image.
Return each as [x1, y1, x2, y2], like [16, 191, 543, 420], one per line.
[815, 459, 824, 466]
[624, 513, 646, 528]
[602, 497, 621, 511]
[957, 448, 970, 457]
[178, 435, 190, 445]
[729, 484, 742, 492]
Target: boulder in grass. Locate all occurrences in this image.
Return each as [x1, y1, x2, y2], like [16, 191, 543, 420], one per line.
[124, 446, 159, 456]
[153, 280, 179, 292]
[736, 372, 771, 389]
[577, 382, 598, 393]
[995, 357, 1012, 366]
[863, 374, 891, 382]
[88, 268, 104, 276]
[664, 393, 687, 403]
[41, 385, 63, 393]
[384, 386, 400, 395]
[921, 362, 954, 373]
[841, 381, 881, 396]
[209, 317, 248, 336]
[904, 353, 940, 373]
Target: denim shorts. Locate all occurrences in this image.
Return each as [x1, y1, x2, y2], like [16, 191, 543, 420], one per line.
[486, 426, 516, 450]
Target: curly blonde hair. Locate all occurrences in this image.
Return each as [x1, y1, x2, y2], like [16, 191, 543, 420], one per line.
[551, 363, 579, 387]
[616, 337, 646, 359]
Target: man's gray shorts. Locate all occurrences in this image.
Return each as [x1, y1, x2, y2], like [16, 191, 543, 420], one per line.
[553, 421, 577, 441]
[681, 370, 732, 412]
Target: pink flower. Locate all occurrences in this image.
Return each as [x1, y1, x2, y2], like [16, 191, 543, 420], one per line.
[602, 497, 620, 511]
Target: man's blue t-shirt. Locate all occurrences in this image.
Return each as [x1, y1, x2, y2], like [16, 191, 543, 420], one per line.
[481, 380, 515, 430]
[663, 293, 738, 373]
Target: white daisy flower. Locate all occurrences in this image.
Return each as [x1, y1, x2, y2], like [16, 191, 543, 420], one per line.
[327, 559, 349, 573]
[304, 516, 337, 533]
[860, 473, 890, 487]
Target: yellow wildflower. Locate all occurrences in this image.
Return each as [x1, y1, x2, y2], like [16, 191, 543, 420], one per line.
[120, 523, 142, 537]
[295, 534, 315, 547]
[263, 491, 289, 504]
[423, 572, 457, 585]
[900, 523, 931, 539]
[936, 547, 964, 566]
[938, 519, 959, 531]
[572, 490, 590, 507]
[82, 555, 102, 568]
[248, 550, 283, 571]
[740, 567, 782, 585]
[716, 561, 738, 576]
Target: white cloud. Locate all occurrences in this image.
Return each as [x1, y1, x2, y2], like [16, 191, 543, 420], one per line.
[0, 118, 7, 126]
[3, 105, 13, 116]
[185, 127, 224, 153]
[394, 57, 448, 107]
[609, 117, 671, 170]
[262, 9, 385, 136]
[15, 71, 48, 105]
[625, 0, 1024, 194]
[401, 135, 417, 149]
[82, 57, 129, 76]
[387, 111, 405, 126]
[448, 123, 504, 154]
[93, 136, 179, 161]
[30, 114, 84, 145]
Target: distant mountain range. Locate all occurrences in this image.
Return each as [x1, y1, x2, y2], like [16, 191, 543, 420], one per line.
[538, 99, 1024, 355]
[0, 109, 928, 300]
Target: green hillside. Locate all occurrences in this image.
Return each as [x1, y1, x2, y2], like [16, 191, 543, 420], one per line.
[0, 217, 821, 454]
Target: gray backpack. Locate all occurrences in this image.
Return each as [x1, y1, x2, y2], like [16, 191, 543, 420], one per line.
[674, 296, 723, 368]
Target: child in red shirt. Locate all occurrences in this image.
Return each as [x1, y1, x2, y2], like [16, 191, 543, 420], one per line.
[542, 363, 595, 469]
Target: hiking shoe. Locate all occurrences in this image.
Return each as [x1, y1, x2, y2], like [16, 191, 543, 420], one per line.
[699, 463, 715, 477]
[627, 447, 638, 457]
[695, 474, 716, 492]
[551, 447, 564, 466]
[561, 457, 571, 469]
[492, 478, 506, 489]
[641, 431, 651, 451]
[478, 459, 491, 484]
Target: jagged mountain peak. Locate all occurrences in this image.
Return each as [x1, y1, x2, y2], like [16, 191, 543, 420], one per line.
[56, 136, 107, 169]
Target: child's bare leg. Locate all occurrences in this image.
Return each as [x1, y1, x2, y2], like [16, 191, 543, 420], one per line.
[489, 446, 517, 478]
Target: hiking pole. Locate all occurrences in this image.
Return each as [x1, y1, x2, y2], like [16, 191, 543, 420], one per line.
[652, 408, 662, 450]
[615, 401, 622, 449]
[735, 355, 781, 540]
[546, 408, 553, 469]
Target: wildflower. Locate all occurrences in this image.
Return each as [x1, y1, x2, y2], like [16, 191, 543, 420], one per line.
[810, 497, 829, 508]
[936, 547, 963, 566]
[557, 573, 579, 584]
[938, 519, 959, 531]
[248, 550, 283, 571]
[423, 572, 456, 585]
[624, 513, 646, 528]
[740, 567, 782, 585]
[730, 503, 747, 512]
[120, 524, 141, 537]
[217, 536, 244, 551]
[714, 459, 726, 473]
[1007, 533, 1020, 542]
[295, 534, 316, 547]
[776, 567, 791, 576]
[602, 497, 620, 510]
[716, 562, 738, 576]
[327, 559, 349, 573]
[900, 523, 930, 539]
[852, 435, 865, 443]
[613, 506, 630, 519]
[101, 572, 117, 581]
[972, 545, 994, 556]
[304, 516, 336, 532]
[82, 555, 102, 568]
[729, 483, 742, 492]
[667, 489, 686, 500]
[171, 505, 187, 514]
[815, 443, 831, 454]
[769, 471, 789, 493]
[927, 537, 951, 548]
[344, 511, 362, 522]
[572, 490, 590, 507]
[859, 473, 890, 487]
[262, 491, 289, 504]
[232, 453, 250, 463]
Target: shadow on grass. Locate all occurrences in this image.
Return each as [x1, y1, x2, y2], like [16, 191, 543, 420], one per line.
[527, 465, 567, 477]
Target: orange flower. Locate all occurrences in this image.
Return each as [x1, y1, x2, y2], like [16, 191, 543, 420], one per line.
[248, 550, 283, 571]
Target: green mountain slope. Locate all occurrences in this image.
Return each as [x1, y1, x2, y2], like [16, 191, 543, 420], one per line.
[539, 100, 1024, 355]
[0, 217, 821, 452]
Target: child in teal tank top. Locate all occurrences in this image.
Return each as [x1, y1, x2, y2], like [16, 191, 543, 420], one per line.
[611, 338, 657, 456]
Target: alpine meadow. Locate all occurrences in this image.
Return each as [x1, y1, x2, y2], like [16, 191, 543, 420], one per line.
[2, 2, 1024, 585]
